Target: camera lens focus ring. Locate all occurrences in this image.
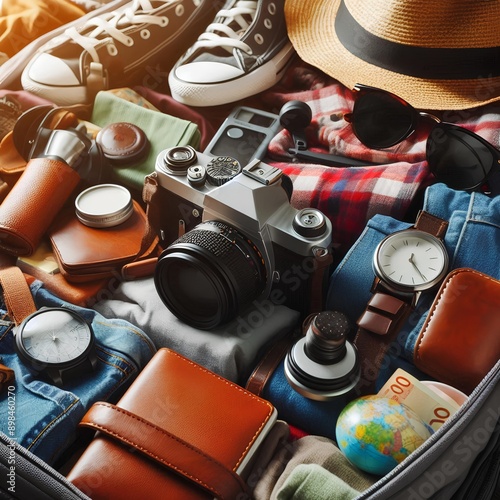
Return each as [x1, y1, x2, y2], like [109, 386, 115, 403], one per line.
[154, 221, 266, 330]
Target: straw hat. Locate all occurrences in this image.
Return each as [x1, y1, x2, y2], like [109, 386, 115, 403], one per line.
[284, 0, 500, 110]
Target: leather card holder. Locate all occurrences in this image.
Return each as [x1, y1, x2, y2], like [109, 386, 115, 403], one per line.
[414, 267, 500, 395]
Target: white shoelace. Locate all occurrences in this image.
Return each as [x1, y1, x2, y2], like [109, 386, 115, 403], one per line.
[195, 0, 257, 55]
[63, 0, 176, 62]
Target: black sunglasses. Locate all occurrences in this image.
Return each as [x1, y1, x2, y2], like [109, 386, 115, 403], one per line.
[342, 84, 500, 195]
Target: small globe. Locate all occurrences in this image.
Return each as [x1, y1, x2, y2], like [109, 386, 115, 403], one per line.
[335, 396, 433, 476]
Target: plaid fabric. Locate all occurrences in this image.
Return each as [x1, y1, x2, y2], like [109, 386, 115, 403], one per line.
[139, 57, 500, 257]
[256, 59, 500, 255]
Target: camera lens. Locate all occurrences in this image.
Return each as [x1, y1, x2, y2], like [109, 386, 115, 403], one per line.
[154, 221, 266, 329]
[162, 145, 197, 174]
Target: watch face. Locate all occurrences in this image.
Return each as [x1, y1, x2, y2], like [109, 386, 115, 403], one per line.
[374, 229, 448, 292]
[16, 308, 93, 367]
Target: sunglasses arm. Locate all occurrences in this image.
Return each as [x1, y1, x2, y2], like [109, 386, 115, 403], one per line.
[419, 111, 441, 123]
[289, 147, 381, 168]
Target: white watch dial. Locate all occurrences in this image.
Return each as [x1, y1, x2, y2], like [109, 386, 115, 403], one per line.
[20, 309, 92, 364]
[374, 230, 448, 291]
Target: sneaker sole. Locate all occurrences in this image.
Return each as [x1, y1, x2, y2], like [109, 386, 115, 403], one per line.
[168, 42, 296, 107]
[21, 65, 88, 106]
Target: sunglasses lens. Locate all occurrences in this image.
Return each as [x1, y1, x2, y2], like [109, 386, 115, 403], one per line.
[351, 91, 415, 149]
[427, 124, 494, 191]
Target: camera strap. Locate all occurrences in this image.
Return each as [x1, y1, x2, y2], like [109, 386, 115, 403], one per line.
[0, 265, 36, 391]
[0, 266, 37, 326]
[120, 172, 162, 280]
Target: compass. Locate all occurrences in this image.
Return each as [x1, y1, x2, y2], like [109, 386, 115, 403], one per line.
[15, 307, 97, 386]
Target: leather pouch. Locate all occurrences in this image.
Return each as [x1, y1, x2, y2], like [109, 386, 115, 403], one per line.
[0, 158, 81, 256]
[414, 267, 500, 395]
[67, 348, 277, 499]
[48, 200, 157, 283]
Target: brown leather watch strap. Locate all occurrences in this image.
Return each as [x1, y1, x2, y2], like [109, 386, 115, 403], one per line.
[354, 283, 414, 395]
[80, 402, 250, 500]
[0, 266, 36, 325]
[414, 210, 448, 239]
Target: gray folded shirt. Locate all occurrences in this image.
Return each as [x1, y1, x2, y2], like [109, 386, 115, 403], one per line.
[94, 277, 300, 383]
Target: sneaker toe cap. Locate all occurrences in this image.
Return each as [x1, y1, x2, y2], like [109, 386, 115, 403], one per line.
[24, 53, 81, 86]
[173, 61, 244, 84]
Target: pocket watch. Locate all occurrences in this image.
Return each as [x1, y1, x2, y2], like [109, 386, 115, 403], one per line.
[15, 306, 97, 387]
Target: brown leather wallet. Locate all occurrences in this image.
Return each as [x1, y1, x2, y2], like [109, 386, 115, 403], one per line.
[67, 348, 277, 499]
[414, 267, 500, 395]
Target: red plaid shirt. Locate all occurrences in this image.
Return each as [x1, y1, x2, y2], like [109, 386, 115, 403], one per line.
[139, 57, 500, 257]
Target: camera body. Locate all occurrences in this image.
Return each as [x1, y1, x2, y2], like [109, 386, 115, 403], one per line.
[153, 147, 333, 329]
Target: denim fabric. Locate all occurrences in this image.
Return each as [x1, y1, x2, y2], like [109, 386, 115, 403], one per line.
[326, 182, 500, 382]
[0, 281, 156, 465]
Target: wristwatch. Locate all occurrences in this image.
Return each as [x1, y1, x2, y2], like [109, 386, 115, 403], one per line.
[354, 210, 449, 394]
[15, 306, 98, 387]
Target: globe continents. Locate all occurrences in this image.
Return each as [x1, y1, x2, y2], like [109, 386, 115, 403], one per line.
[336, 396, 433, 476]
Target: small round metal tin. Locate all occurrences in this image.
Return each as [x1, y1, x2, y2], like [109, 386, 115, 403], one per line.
[75, 184, 133, 228]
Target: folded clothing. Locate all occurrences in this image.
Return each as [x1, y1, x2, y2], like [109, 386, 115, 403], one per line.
[90, 88, 200, 192]
[93, 276, 300, 383]
[0, 280, 156, 465]
[0, 0, 86, 59]
[276, 463, 360, 500]
[253, 434, 377, 499]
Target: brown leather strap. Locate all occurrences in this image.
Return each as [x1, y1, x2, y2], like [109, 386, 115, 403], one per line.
[414, 210, 448, 239]
[0, 266, 36, 325]
[80, 402, 249, 500]
[354, 285, 414, 395]
[0, 362, 15, 391]
[138, 171, 162, 258]
[119, 173, 161, 280]
[246, 334, 296, 396]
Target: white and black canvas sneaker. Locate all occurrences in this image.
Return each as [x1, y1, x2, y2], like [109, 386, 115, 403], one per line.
[21, 0, 218, 106]
[168, 0, 295, 107]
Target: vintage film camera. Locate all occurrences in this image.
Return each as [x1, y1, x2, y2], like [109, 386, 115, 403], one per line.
[153, 146, 333, 330]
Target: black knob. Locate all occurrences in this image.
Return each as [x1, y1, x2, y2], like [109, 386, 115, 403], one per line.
[305, 310, 351, 364]
[206, 156, 241, 186]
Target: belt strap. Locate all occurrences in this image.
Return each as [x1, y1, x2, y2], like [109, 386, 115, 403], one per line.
[79, 402, 249, 500]
[0, 266, 36, 325]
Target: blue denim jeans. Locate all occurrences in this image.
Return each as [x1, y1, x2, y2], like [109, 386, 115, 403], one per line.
[327, 182, 500, 379]
[0, 281, 156, 465]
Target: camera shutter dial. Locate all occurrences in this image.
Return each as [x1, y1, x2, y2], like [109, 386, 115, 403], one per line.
[162, 145, 197, 173]
[206, 156, 241, 186]
[293, 208, 327, 238]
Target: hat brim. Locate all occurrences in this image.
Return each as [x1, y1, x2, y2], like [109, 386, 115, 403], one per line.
[285, 0, 500, 111]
